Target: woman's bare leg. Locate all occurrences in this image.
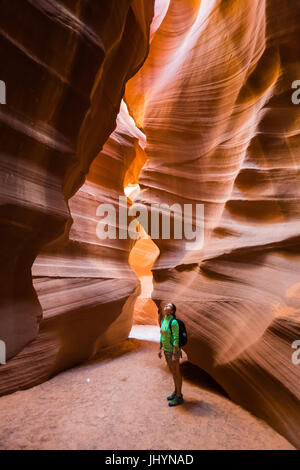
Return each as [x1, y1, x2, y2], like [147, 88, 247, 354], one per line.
[173, 360, 182, 396]
[168, 362, 177, 393]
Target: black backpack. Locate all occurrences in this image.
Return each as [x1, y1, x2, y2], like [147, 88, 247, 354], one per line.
[169, 317, 188, 347]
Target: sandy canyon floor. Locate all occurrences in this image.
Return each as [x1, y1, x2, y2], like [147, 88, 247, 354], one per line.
[0, 326, 294, 450]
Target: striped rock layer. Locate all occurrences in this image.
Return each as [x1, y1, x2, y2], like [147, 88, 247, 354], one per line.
[125, 0, 300, 448]
[0, 0, 154, 392]
[0, 0, 299, 449]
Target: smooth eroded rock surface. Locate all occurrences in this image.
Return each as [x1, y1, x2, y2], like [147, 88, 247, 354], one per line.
[0, 0, 299, 450]
[0, 0, 154, 392]
[125, 0, 300, 447]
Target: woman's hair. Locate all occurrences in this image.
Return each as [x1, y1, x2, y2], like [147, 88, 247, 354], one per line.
[170, 303, 176, 316]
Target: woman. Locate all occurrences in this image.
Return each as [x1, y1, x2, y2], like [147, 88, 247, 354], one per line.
[158, 303, 184, 406]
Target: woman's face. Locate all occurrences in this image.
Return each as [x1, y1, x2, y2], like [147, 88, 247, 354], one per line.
[163, 303, 174, 316]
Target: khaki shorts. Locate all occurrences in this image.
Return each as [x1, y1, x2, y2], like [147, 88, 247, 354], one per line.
[164, 349, 182, 366]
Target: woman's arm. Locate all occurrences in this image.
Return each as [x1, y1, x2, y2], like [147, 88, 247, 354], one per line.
[159, 319, 163, 352]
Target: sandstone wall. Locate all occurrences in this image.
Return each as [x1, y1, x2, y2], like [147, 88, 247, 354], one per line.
[0, 0, 299, 448]
[0, 0, 154, 393]
[125, 0, 300, 447]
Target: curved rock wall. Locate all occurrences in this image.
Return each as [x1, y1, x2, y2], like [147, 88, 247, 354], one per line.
[125, 0, 300, 447]
[0, 0, 299, 448]
[0, 0, 154, 392]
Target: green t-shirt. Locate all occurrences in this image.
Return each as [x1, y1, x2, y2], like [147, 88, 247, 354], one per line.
[160, 315, 180, 352]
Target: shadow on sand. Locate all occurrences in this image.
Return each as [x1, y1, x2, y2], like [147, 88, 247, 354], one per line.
[179, 398, 215, 416]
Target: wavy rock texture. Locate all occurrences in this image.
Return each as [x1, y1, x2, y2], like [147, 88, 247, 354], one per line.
[0, 0, 154, 392]
[0, 0, 299, 449]
[125, 0, 300, 447]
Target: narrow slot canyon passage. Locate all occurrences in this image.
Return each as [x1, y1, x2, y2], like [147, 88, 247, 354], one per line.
[0, 0, 299, 452]
[126, 183, 161, 342]
[0, 311, 294, 450]
[0, 191, 294, 450]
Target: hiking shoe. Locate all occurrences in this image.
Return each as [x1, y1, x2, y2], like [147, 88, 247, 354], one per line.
[167, 391, 177, 401]
[168, 394, 184, 406]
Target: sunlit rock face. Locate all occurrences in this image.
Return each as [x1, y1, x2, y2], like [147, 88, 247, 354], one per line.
[129, 234, 160, 325]
[0, 0, 154, 393]
[0, 0, 299, 448]
[125, 0, 300, 447]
